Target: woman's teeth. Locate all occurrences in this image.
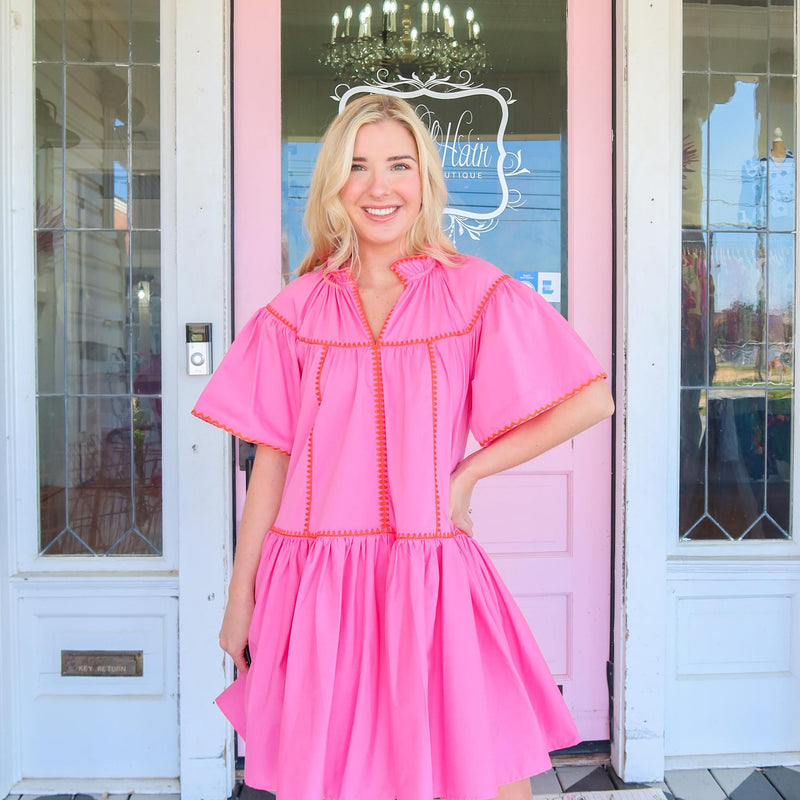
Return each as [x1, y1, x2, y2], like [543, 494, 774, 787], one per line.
[365, 207, 398, 217]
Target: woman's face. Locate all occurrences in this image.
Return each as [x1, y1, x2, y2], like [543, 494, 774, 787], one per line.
[339, 119, 423, 265]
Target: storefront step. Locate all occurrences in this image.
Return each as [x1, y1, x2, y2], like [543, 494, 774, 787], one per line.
[4, 768, 799, 800]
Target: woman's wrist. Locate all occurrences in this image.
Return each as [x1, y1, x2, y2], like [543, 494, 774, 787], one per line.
[453, 453, 483, 486]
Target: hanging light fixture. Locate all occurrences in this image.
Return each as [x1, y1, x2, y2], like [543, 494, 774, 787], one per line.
[320, 2, 488, 82]
[35, 89, 80, 150]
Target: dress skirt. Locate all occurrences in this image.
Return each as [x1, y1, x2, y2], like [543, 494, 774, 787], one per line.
[216, 530, 581, 800]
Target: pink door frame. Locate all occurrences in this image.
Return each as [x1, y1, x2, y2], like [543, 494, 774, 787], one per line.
[232, 0, 613, 741]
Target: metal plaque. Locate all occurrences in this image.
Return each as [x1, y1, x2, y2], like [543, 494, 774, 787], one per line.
[61, 650, 143, 677]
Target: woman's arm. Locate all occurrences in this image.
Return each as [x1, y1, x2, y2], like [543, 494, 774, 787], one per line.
[450, 380, 615, 534]
[219, 444, 290, 671]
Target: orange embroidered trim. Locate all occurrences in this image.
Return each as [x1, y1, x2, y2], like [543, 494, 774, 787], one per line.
[303, 428, 313, 534]
[350, 278, 378, 342]
[291, 274, 511, 349]
[190, 409, 291, 456]
[265, 304, 298, 332]
[427, 342, 441, 535]
[271, 526, 467, 540]
[314, 346, 328, 405]
[478, 372, 608, 447]
[387, 255, 419, 283]
[372, 345, 391, 529]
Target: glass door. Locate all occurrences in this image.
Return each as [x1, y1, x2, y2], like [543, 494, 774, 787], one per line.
[273, 0, 613, 742]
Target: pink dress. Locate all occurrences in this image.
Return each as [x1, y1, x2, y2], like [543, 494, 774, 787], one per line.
[192, 254, 606, 800]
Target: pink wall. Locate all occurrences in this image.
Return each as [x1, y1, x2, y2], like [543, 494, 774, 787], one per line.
[233, 0, 282, 330]
[232, 0, 282, 525]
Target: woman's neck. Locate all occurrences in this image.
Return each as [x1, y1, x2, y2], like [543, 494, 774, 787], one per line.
[354, 246, 406, 286]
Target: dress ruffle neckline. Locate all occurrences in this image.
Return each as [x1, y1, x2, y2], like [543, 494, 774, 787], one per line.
[325, 254, 436, 286]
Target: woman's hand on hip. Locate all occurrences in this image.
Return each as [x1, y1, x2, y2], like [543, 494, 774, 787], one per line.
[449, 466, 477, 536]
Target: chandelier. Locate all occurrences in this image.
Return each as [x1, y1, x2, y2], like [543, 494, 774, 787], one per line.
[320, 2, 488, 82]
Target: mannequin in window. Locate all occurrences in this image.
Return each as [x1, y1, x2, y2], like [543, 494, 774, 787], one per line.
[741, 126, 795, 229]
[771, 127, 788, 162]
[764, 126, 794, 230]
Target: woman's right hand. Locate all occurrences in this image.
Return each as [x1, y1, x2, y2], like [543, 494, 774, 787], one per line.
[219, 594, 255, 673]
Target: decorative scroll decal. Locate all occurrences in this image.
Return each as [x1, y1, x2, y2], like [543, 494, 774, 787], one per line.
[333, 71, 530, 240]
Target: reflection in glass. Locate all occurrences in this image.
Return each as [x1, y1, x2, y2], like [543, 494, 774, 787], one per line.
[683, 0, 709, 72]
[709, 232, 766, 387]
[679, 388, 709, 535]
[35, 0, 62, 62]
[767, 76, 796, 231]
[36, 216, 65, 396]
[131, 232, 162, 396]
[66, 231, 128, 396]
[132, 0, 160, 64]
[706, 389, 765, 538]
[767, 234, 794, 386]
[709, 0, 768, 74]
[35, 0, 162, 556]
[38, 396, 68, 552]
[765, 389, 792, 533]
[65, 65, 129, 229]
[709, 76, 766, 229]
[681, 0, 795, 543]
[681, 232, 710, 386]
[65, 0, 129, 63]
[770, 2, 795, 74]
[67, 395, 133, 553]
[683, 73, 708, 229]
[35, 64, 66, 227]
[131, 66, 161, 229]
[126, 395, 162, 554]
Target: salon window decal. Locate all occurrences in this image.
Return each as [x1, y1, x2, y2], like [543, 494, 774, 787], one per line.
[334, 70, 530, 240]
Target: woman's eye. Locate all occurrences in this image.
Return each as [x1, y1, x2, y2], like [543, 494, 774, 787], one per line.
[350, 164, 366, 171]
[392, 163, 410, 171]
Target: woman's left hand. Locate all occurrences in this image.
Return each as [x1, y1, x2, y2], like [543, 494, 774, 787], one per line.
[449, 466, 477, 536]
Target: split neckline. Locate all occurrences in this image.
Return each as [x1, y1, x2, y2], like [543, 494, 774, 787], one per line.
[326, 255, 436, 287]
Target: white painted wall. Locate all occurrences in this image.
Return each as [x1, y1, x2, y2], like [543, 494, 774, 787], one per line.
[613, 0, 684, 783]
[174, 0, 236, 797]
[0, 0, 14, 783]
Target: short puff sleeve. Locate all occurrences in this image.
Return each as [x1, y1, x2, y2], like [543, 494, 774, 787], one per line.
[470, 278, 606, 446]
[191, 306, 301, 455]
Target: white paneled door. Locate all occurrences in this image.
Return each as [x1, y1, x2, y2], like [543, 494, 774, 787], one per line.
[1, 0, 233, 795]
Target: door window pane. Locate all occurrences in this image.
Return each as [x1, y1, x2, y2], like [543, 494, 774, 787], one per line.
[282, 0, 568, 313]
[680, 0, 795, 542]
[34, 0, 162, 556]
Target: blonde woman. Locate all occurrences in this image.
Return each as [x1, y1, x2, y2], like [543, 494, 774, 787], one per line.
[193, 94, 614, 800]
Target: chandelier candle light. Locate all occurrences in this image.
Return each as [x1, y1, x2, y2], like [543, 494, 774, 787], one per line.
[321, 2, 488, 82]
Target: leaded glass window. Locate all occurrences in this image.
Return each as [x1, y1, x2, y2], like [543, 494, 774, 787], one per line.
[680, 0, 795, 540]
[35, 0, 162, 555]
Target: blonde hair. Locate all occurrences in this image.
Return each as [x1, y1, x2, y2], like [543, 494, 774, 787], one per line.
[298, 94, 460, 275]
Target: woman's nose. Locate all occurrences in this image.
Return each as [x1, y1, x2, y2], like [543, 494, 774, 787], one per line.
[367, 170, 390, 196]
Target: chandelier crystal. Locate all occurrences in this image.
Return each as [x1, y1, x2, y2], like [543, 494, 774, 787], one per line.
[320, 2, 488, 82]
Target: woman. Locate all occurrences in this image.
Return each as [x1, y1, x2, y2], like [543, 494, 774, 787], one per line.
[192, 94, 614, 800]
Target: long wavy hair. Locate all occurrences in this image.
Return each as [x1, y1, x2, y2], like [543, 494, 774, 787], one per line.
[298, 94, 460, 276]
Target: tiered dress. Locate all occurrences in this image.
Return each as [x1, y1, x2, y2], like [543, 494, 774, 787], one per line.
[192, 254, 606, 800]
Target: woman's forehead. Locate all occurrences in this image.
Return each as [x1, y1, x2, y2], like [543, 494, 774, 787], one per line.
[353, 119, 418, 156]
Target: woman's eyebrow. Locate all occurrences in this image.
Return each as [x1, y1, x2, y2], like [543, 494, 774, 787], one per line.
[350, 154, 417, 162]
